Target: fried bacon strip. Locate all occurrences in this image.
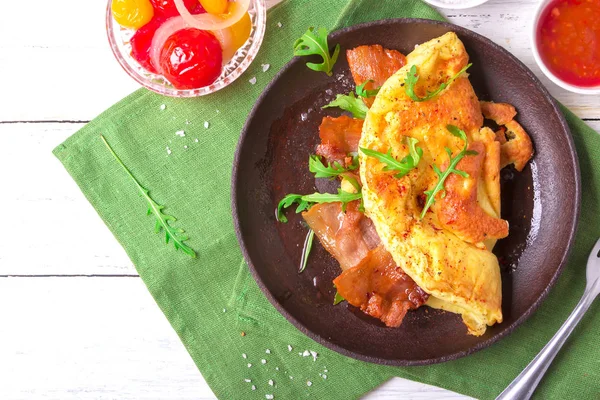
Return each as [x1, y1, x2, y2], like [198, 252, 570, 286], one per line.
[316, 116, 363, 167]
[480, 101, 534, 172]
[334, 246, 429, 327]
[347, 45, 407, 107]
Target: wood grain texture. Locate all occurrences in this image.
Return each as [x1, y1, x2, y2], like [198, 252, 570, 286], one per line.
[1, 0, 599, 398]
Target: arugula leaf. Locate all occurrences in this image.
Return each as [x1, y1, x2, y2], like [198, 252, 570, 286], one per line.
[277, 189, 363, 223]
[356, 80, 381, 98]
[360, 137, 423, 178]
[293, 27, 340, 76]
[333, 291, 345, 305]
[405, 63, 472, 102]
[299, 229, 315, 273]
[100, 135, 196, 258]
[308, 155, 358, 179]
[420, 125, 479, 219]
[322, 91, 369, 119]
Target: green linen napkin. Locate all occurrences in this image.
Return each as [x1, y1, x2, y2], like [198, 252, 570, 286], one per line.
[54, 0, 600, 398]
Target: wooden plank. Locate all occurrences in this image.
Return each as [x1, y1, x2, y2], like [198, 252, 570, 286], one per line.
[1, 0, 600, 122]
[0, 277, 470, 400]
[3, 120, 598, 276]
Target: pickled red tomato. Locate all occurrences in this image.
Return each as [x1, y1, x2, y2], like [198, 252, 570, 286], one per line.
[150, 0, 202, 17]
[112, 0, 154, 29]
[131, 16, 165, 73]
[159, 28, 223, 89]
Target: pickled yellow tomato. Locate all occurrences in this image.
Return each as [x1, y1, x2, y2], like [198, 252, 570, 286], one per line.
[199, 0, 228, 15]
[112, 0, 154, 29]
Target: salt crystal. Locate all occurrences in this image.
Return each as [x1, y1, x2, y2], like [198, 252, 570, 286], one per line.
[298, 352, 302, 356]
[244, 379, 252, 383]
[204, 121, 210, 129]
[265, 349, 271, 354]
[289, 376, 293, 380]
[325, 89, 333, 95]
[307, 381, 312, 387]
[175, 130, 185, 137]
[275, 367, 279, 371]
[160, 104, 166, 110]
[265, 395, 273, 400]
[249, 77, 257, 85]
[184, 145, 188, 149]
[222, 308, 226, 313]
[310, 350, 318, 361]
[324, 369, 328, 372]
[242, 353, 247, 359]
[300, 112, 308, 121]
[261, 64, 271, 72]
[268, 379, 274, 386]
[323, 375, 327, 380]
[302, 350, 311, 357]
[251, 385, 256, 391]
[277, 22, 282, 28]
[248, 363, 252, 368]
[194, 138, 199, 143]
[216, 109, 220, 113]
[185, 120, 190, 125]
[287, 345, 293, 352]
[261, 359, 267, 364]
[166, 146, 172, 155]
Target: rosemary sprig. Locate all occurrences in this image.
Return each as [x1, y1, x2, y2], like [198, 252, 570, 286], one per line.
[420, 125, 478, 219]
[299, 229, 315, 273]
[405, 63, 472, 102]
[360, 137, 423, 178]
[100, 135, 196, 258]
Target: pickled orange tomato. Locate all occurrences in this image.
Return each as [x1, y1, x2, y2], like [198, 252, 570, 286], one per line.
[228, 12, 251, 52]
[112, 0, 154, 29]
[199, 0, 228, 14]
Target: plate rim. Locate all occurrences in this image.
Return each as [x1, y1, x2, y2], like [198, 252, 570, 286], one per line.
[231, 17, 581, 366]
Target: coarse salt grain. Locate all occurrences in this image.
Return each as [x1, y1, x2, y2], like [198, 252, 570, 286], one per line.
[185, 120, 190, 125]
[265, 395, 273, 400]
[289, 376, 293, 380]
[194, 138, 199, 143]
[300, 112, 308, 121]
[160, 104, 166, 110]
[265, 349, 271, 354]
[166, 146, 172, 155]
[307, 381, 312, 387]
[184, 145, 188, 149]
[275, 367, 279, 371]
[287, 345, 293, 352]
[251, 385, 256, 391]
[242, 353, 247, 359]
[222, 308, 226, 313]
[277, 22, 282, 28]
[204, 121, 210, 129]
[261, 359, 267, 364]
[302, 350, 311, 357]
[268, 379, 274, 386]
[175, 130, 185, 137]
[309, 350, 318, 361]
[244, 379, 251, 383]
[249, 77, 257, 85]
[323, 375, 327, 380]
[261, 64, 270, 72]
[248, 363, 252, 368]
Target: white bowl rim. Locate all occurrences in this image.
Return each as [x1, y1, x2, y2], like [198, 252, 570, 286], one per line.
[422, 0, 490, 10]
[531, 0, 600, 95]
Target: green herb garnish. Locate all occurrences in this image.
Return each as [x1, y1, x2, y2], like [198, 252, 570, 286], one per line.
[356, 80, 381, 98]
[322, 91, 369, 119]
[420, 125, 478, 219]
[299, 229, 315, 273]
[293, 27, 340, 76]
[308, 155, 358, 179]
[277, 189, 362, 223]
[333, 291, 345, 305]
[360, 137, 423, 178]
[405, 63, 472, 102]
[100, 135, 196, 258]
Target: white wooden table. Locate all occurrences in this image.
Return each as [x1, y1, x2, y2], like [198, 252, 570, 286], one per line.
[1, 0, 598, 398]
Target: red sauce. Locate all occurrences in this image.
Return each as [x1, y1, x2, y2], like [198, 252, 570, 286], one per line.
[537, 0, 600, 87]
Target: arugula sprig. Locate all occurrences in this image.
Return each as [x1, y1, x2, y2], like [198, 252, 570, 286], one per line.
[420, 125, 478, 219]
[309, 155, 358, 178]
[277, 189, 362, 223]
[360, 138, 423, 178]
[100, 135, 196, 258]
[294, 27, 340, 76]
[356, 80, 381, 98]
[322, 91, 369, 119]
[333, 291, 345, 305]
[405, 63, 472, 102]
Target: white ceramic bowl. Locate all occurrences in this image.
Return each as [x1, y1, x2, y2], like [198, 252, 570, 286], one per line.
[422, 0, 489, 10]
[531, 0, 600, 94]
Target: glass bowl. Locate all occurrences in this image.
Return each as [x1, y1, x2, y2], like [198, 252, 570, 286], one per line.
[106, 0, 267, 97]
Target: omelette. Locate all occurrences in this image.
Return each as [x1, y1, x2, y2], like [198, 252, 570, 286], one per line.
[278, 32, 533, 336]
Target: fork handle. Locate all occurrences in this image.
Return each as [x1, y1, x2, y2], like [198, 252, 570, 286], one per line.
[496, 286, 597, 400]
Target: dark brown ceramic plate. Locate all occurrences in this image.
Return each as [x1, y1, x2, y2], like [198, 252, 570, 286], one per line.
[231, 19, 580, 365]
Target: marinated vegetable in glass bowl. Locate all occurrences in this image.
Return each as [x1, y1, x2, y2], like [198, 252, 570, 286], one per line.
[107, 0, 266, 97]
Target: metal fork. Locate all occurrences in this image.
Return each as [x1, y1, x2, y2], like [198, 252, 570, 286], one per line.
[497, 237, 600, 400]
